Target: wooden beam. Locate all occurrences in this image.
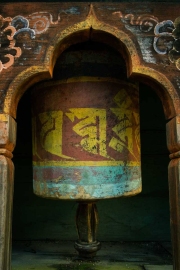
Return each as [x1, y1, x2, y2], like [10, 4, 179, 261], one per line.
[0, 115, 16, 269]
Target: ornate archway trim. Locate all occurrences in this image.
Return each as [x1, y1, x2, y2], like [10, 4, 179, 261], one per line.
[2, 4, 177, 121]
[46, 4, 141, 80]
[3, 4, 142, 118]
[3, 66, 51, 118]
[131, 66, 178, 119]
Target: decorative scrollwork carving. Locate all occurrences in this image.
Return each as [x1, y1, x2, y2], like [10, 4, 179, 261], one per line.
[12, 16, 35, 40]
[153, 20, 174, 55]
[0, 12, 60, 72]
[153, 17, 180, 70]
[169, 17, 180, 70]
[113, 11, 180, 70]
[0, 15, 21, 72]
[27, 12, 60, 35]
[113, 11, 159, 32]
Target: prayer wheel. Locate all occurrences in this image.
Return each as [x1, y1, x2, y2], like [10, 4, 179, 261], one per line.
[32, 76, 141, 257]
[32, 77, 141, 200]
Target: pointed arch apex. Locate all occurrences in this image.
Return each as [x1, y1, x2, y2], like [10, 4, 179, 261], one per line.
[2, 14, 178, 121]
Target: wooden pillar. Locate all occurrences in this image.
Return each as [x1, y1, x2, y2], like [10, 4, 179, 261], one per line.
[0, 114, 16, 270]
[167, 116, 180, 270]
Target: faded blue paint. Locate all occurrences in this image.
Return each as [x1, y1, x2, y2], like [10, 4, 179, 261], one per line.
[33, 166, 141, 200]
[62, 7, 81, 15]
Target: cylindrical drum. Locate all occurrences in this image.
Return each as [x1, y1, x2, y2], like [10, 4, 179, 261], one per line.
[32, 77, 141, 200]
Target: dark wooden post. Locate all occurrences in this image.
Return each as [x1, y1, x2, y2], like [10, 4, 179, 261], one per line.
[0, 114, 16, 270]
[75, 201, 101, 258]
[167, 116, 180, 270]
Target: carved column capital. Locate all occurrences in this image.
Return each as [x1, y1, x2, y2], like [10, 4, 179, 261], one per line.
[0, 114, 16, 158]
[166, 115, 180, 159]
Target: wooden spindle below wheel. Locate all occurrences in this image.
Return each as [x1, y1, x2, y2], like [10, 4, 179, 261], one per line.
[74, 201, 101, 258]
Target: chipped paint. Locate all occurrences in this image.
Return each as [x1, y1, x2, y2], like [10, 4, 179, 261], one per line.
[137, 36, 157, 64]
[112, 10, 180, 70]
[0, 15, 22, 72]
[33, 165, 141, 200]
[0, 12, 60, 72]
[27, 12, 60, 35]
[32, 77, 141, 200]
[60, 7, 81, 15]
[112, 11, 159, 32]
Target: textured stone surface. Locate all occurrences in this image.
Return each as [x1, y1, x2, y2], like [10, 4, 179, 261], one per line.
[144, 266, 173, 270]
[12, 241, 172, 270]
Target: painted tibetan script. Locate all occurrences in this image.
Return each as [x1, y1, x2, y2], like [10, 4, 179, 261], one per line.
[32, 81, 140, 165]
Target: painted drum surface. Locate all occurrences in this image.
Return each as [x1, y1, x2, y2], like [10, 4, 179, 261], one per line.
[32, 77, 141, 200]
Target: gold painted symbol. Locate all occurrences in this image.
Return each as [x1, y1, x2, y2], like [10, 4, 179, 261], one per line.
[33, 89, 140, 161]
[38, 111, 73, 159]
[66, 108, 111, 159]
[109, 89, 140, 160]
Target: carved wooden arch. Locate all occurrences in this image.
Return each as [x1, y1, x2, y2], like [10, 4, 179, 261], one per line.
[3, 5, 178, 120]
[1, 6, 147, 117]
[0, 2, 180, 270]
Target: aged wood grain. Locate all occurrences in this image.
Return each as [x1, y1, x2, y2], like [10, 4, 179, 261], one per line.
[168, 158, 180, 270]
[0, 2, 179, 270]
[0, 156, 14, 270]
[167, 116, 180, 156]
[0, 3, 179, 119]
[0, 115, 16, 269]
[167, 117, 180, 270]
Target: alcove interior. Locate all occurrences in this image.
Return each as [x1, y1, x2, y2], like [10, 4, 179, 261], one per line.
[12, 40, 172, 266]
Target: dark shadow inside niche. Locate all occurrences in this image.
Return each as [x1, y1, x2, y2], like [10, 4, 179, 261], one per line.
[53, 41, 127, 81]
[12, 40, 170, 244]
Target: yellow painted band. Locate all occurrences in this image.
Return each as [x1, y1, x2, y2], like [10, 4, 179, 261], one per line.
[33, 160, 140, 167]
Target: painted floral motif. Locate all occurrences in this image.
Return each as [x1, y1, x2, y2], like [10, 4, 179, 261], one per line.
[27, 12, 60, 35]
[113, 11, 180, 70]
[169, 17, 180, 70]
[153, 20, 174, 55]
[0, 15, 21, 72]
[1, 9, 179, 72]
[153, 17, 180, 70]
[113, 11, 159, 33]
[0, 12, 60, 73]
